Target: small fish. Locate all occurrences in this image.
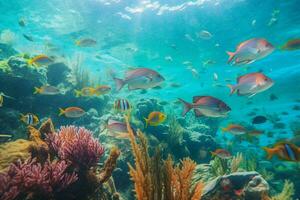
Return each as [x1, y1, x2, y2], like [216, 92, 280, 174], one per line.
[28, 55, 53, 66]
[203, 59, 216, 66]
[247, 130, 264, 136]
[114, 99, 131, 112]
[184, 34, 194, 42]
[211, 149, 232, 159]
[213, 73, 218, 81]
[20, 113, 39, 126]
[170, 83, 181, 88]
[75, 38, 97, 47]
[105, 119, 135, 139]
[226, 38, 274, 65]
[75, 85, 111, 97]
[262, 142, 300, 161]
[113, 68, 165, 91]
[269, 93, 278, 101]
[178, 96, 231, 118]
[252, 115, 267, 124]
[227, 72, 273, 97]
[94, 85, 111, 95]
[280, 39, 300, 51]
[34, 85, 60, 95]
[23, 34, 34, 42]
[197, 30, 212, 40]
[165, 56, 173, 62]
[221, 124, 247, 135]
[18, 18, 26, 27]
[59, 107, 85, 118]
[144, 111, 166, 127]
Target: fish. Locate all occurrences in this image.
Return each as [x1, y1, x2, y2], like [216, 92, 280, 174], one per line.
[113, 68, 165, 91]
[165, 56, 173, 62]
[23, 34, 34, 42]
[280, 39, 300, 51]
[227, 72, 273, 97]
[221, 124, 248, 135]
[0, 134, 13, 138]
[34, 85, 60, 95]
[197, 30, 213, 40]
[203, 59, 216, 67]
[59, 107, 85, 118]
[269, 93, 278, 101]
[262, 142, 300, 161]
[226, 38, 274, 65]
[105, 119, 135, 139]
[20, 113, 39, 126]
[28, 55, 53, 66]
[213, 73, 218, 81]
[75, 85, 111, 97]
[252, 115, 267, 124]
[75, 38, 97, 47]
[0, 92, 14, 107]
[144, 111, 166, 127]
[114, 99, 132, 113]
[247, 130, 264, 136]
[211, 149, 232, 159]
[170, 83, 181, 88]
[18, 18, 26, 27]
[178, 96, 231, 118]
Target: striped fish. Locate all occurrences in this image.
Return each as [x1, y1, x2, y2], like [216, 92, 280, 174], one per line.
[114, 99, 131, 112]
[263, 142, 300, 162]
[20, 113, 39, 126]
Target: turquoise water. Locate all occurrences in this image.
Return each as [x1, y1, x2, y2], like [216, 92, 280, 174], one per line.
[1, 0, 300, 199]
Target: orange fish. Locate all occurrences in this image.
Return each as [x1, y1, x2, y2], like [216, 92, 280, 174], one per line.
[226, 38, 274, 65]
[221, 124, 247, 135]
[227, 72, 273, 97]
[280, 39, 300, 51]
[59, 107, 85, 118]
[28, 55, 53, 66]
[211, 149, 232, 159]
[262, 142, 300, 162]
[144, 111, 166, 127]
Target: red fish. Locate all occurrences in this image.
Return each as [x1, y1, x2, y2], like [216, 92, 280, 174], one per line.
[227, 38, 274, 65]
[113, 68, 165, 91]
[211, 149, 232, 159]
[227, 72, 273, 97]
[178, 96, 231, 118]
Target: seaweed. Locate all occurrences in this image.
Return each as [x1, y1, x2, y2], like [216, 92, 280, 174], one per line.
[263, 180, 295, 200]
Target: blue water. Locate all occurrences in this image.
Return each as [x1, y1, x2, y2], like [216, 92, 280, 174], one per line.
[1, 0, 300, 199]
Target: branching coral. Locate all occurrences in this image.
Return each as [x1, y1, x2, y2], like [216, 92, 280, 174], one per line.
[46, 126, 105, 170]
[125, 117, 203, 200]
[0, 158, 78, 200]
[270, 180, 294, 200]
[230, 152, 243, 173]
[167, 115, 184, 146]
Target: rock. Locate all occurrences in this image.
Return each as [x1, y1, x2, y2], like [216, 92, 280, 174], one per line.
[201, 171, 269, 200]
[0, 43, 17, 60]
[47, 62, 71, 86]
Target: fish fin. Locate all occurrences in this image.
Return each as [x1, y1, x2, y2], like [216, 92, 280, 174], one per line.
[226, 51, 235, 64]
[178, 98, 192, 116]
[58, 108, 65, 116]
[194, 109, 204, 117]
[113, 77, 125, 91]
[262, 147, 275, 159]
[192, 96, 205, 103]
[20, 114, 25, 122]
[144, 118, 149, 128]
[226, 84, 236, 95]
[34, 87, 41, 94]
[74, 89, 81, 97]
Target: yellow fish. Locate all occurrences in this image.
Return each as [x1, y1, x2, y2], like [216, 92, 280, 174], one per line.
[74, 85, 111, 97]
[144, 111, 166, 127]
[28, 55, 53, 66]
[20, 113, 39, 126]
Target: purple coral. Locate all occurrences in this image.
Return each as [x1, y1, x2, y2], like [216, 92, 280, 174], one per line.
[0, 159, 77, 200]
[46, 126, 105, 170]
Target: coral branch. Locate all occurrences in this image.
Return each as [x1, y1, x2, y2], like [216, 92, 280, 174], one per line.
[98, 147, 120, 184]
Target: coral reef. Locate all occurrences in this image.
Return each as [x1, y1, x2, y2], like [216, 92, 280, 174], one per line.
[125, 117, 204, 200]
[46, 126, 105, 170]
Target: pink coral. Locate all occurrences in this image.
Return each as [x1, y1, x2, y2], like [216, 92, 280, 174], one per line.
[46, 126, 105, 170]
[0, 159, 77, 200]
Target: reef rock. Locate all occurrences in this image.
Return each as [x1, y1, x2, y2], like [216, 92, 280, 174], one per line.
[201, 171, 269, 200]
[0, 43, 17, 60]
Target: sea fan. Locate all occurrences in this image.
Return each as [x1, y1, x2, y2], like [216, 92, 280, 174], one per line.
[0, 158, 78, 200]
[46, 126, 105, 170]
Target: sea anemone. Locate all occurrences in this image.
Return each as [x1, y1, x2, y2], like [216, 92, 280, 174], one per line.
[46, 126, 105, 170]
[0, 158, 77, 200]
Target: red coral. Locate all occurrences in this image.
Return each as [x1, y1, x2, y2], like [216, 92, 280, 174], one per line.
[0, 159, 77, 200]
[46, 126, 105, 170]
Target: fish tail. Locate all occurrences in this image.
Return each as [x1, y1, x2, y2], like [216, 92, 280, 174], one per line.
[227, 84, 236, 95]
[144, 118, 149, 128]
[178, 98, 192, 116]
[58, 108, 65, 116]
[75, 40, 80, 46]
[34, 87, 41, 94]
[113, 77, 125, 91]
[74, 89, 82, 97]
[262, 147, 275, 159]
[226, 51, 235, 64]
[20, 113, 25, 122]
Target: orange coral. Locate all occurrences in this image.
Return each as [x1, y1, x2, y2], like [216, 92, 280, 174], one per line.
[125, 117, 204, 200]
